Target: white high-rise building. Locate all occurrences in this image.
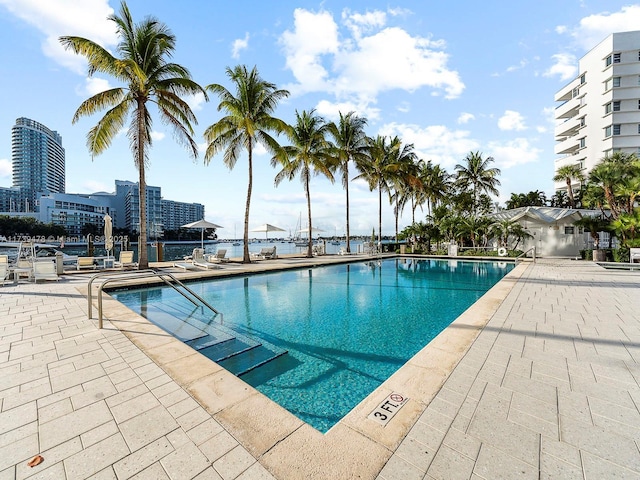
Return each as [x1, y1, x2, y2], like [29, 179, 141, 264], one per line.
[554, 31, 640, 192]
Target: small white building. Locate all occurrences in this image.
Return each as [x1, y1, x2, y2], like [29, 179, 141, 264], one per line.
[491, 207, 605, 257]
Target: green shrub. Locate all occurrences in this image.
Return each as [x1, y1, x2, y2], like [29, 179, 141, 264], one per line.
[613, 247, 629, 263]
[580, 249, 593, 260]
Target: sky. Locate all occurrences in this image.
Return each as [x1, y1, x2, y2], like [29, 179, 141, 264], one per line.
[1, 1, 639, 239]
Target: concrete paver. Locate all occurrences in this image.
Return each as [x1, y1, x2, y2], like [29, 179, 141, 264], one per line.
[0, 257, 638, 479]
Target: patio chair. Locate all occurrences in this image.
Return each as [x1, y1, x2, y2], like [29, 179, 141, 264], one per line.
[33, 260, 59, 282]
[251, 246, 277, 260]
[192, 248, 221, 269]
[0, 262, 8, 286]
[114, 250, 137, 269]
[77, 257, 96, 270]
[205, 249, 229, 263]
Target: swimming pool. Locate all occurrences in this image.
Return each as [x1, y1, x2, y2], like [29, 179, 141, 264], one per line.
[112, 258, 513, 432]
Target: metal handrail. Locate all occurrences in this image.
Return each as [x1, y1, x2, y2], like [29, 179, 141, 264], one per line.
[87, 269, 222, 328]
[515, 246, 536, 263]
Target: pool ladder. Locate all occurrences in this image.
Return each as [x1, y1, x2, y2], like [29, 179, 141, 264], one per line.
[86, 269, 222, 329]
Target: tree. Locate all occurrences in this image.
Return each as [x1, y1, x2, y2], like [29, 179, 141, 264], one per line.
[204, 65, 290, 263]
[327, 112, 369, 253]
[553, 164, 585, 209]
[505, 190, 547, 209]
[273, 110, 334, 258]
[60, 1, 204, 269]
[454, 151, 501, 216]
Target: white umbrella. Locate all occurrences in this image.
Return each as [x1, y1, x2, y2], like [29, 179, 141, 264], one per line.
[251, 223, 286, 239]
[104, 214, 113, 256]
[181, 219, 224, 249]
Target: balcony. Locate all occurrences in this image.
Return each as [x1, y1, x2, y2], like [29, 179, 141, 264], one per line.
[554, 135, 580, 155]
[555, 97, 581, 120]
[555, 116, 582, 139]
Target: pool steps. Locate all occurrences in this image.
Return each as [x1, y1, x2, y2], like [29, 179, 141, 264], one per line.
[139, 294, 289, 377]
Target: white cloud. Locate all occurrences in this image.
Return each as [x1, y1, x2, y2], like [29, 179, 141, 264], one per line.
[487, 138, 541, 169]
[315, 99, 380, 122]
[498, 110, 526, 131]
[280, 9, 340, 93]
[280, 8, 464, 112]
[0, 158, 11, 178]
[232, 33, 249, 59]
[569, 5, 640, 51]
[379, 122, 479, 169]
[457, 112, 475, 124]
[0, 0, 117, 74]
[342, 8, 387, 39]
[543, 53, 577, 81]
[83, 77, 112, 96]
[185, 92, 207, 112]
[151, 131, 165, 141]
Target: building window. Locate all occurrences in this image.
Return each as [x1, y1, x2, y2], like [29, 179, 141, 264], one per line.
[579, 137, 586, 148]
[606, 55, 612, 66]
[613, 124, 621, 135]
[580, 73, 586, 84]
[605, 126, 612, 137]
[614, 101, 621, 111]
[613, 52, 621, 63]
[605, 103, 612, 114]
[580, 117, 586, 127]
[613, 77, 621, 87]
[564, 226, 575, 235]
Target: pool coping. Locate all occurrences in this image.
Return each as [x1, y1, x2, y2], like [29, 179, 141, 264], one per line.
[88, 256, 529, 479]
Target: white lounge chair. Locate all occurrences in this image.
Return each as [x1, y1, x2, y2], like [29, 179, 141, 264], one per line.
[77, 257, 96, 270]
[0, 262, 8, 286]
[114, 250, 137, 269]
[251, 246, 277, 260]
[192, 248, 221, 269]
[205, 249, 229, 263]
[33, 260, 59, 282]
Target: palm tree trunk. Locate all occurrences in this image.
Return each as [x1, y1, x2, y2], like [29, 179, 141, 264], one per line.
[345, 165, 351, 253]
[244, 143, 253, 263]
[378, 183, 382, 247]
[136, 102, 148, 270]
[566, 178, 575, 209]
[305, 174, 313, 258]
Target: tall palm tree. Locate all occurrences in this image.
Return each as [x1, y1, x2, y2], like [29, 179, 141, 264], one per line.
[59, 1, 205, 269]
[327, 112, 369, 253]
[272, 110, 334, 258]
[386, 139, 418, 242]
[355, 135, 391, 246]
[204, 65, 290, 263]
[418, 160, 450, 218]
[553, 164, 585, 209]
[454, 151, 501, 216]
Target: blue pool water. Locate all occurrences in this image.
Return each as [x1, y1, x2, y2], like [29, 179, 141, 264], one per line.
[112, 258, 513, 432]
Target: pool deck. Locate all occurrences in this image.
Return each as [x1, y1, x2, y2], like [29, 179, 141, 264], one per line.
[1, 256, 640, 479]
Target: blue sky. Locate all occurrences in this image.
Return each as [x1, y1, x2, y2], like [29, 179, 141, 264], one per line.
[0, 1, 639, 238]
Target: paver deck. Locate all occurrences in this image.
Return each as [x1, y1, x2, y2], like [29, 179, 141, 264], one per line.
[1, 257, 639, 479]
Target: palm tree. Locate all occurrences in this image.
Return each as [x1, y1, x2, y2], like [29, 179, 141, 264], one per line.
[454, 151, 501, 216]
[553, 164, 585, 209]
[272, 110, 334, 258]
[327, 112, 369, 253]
[355, 135, 392, 246]
[59, 1, 205, 269]
[204, 65, 290, 263]
[386, 139, 418, 242]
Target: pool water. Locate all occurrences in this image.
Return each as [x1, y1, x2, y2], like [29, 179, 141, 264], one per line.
[112, 258, 513, 432]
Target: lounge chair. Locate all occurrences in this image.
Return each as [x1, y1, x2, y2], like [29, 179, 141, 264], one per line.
[192, 248, 221, 269]
[173, 261, 198, 271]
[114, 250, 137, 269]
[13, 259, 33, 282]
[33, 260, 59, 282]
[205, 249, 229, 263]
[77, 257, 96, 270]
[251, 246, 277, 260]
[0, 262, 8, 286]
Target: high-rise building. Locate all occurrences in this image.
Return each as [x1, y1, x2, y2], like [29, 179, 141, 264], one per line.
[554, 31, 640, 193]
[11, 117, 65, 211]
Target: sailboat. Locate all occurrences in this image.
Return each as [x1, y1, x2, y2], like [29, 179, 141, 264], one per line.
[232, 224, 240, 246]
[294, 213, 310, 247]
